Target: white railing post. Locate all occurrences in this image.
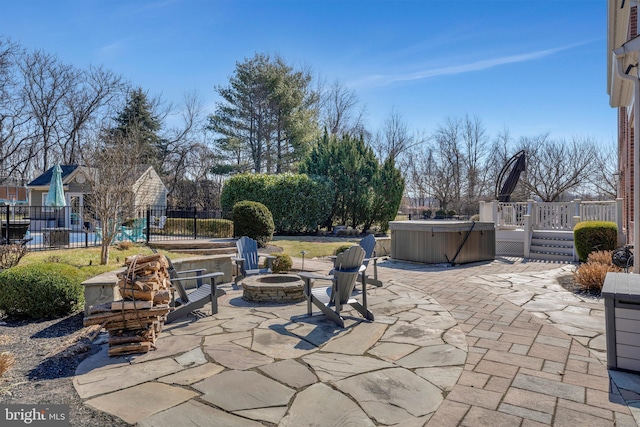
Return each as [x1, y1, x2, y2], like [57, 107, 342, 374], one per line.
[527, 200, 535, 229]
[572, 199, 581, 230]
[492, 201, 499, 226]
[524, 213, 532, 258]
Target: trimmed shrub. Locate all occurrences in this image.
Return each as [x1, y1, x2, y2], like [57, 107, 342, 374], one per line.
[334, 244, 353, 255]
[233, 201, 274, 247]
[435, 209, 446, 219]
[574, 221, 618, 262]
[0, 263, 85, 319]
[221, 173, 334, 234]
[271, 254, 293, 273]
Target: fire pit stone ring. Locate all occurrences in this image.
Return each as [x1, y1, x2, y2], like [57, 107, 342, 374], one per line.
[241, 274, 305, 303]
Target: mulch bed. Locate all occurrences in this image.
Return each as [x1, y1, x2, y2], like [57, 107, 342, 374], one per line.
[0, 312, 130, 426]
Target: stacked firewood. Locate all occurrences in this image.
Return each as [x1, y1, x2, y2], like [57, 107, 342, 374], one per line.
[83, 253, 173, 356]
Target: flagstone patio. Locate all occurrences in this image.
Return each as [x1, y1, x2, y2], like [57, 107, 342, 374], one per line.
[73, 256, 640, 426]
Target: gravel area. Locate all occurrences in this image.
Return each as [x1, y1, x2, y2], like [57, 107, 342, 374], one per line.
[0, 312, 130, 426]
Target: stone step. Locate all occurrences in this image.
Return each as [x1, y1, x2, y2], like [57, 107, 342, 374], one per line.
[170, 247, 237, 256]
[149, 238, 236, 252]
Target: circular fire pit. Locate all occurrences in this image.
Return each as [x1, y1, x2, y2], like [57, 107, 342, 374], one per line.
[242, 274, 305, 303]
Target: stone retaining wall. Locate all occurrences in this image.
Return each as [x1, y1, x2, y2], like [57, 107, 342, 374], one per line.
[81, 254, 233, 315]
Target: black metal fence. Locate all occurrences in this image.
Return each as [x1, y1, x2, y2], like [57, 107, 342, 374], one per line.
[0, 205, 233, 251]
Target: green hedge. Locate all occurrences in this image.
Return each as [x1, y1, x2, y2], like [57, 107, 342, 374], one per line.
[574, 221, 618, 262]
[161, 218, 234, 238]
[0, 263, 84, 319]
[221, 173, 334, 234]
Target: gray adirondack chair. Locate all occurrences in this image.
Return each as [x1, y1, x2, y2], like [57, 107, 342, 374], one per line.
[331, 234, 384, 287]
[298, 245, 374, 328]
[151, 249, 225, 323]
[232, 236, 276, 284]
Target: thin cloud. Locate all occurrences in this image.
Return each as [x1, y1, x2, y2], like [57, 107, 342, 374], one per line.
[351, 42, 588, 87]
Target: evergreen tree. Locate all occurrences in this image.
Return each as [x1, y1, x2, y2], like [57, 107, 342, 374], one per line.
[110, 87, 164, 170]
[208, 53, 318, 173]
[300, 131, 404, 231]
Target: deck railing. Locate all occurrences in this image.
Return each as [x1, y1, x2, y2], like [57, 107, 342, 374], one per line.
[480, 199, 623, 231]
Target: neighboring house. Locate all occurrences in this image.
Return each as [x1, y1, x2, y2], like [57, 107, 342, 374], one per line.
[607, 1, 637, 245]
[0, 186, 29, 205]
[26, 165, 167, 231]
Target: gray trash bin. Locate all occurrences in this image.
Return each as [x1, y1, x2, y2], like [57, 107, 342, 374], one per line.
[603, 272, 640, 372]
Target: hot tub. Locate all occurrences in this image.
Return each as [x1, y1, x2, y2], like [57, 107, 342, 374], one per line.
[389, 220, 495, 264]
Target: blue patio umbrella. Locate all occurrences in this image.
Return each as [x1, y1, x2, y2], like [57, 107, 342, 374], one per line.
[45, 165, 67, 208]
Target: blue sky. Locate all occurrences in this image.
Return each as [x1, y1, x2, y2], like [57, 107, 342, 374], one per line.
[1, 0, 614, 145]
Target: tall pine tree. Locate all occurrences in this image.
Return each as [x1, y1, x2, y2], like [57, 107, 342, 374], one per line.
[109, 88, 164, 171]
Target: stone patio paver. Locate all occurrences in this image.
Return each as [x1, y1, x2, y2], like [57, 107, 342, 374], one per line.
[279, 383, 375, 427]
[74, 357, 184, 399]
[257, 359, 318, 389]
[193, 370, 295, 412]
[84, 382, 197, 424]
[138, 400, 264, 427]
[335, 367, 443, 424]
[157, 362, 224, 385]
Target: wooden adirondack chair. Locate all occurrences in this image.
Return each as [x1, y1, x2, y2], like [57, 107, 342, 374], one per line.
[232, 236, 276, 284]
[298, 245, 374, 328]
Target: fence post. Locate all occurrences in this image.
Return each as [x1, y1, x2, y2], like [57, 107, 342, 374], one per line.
[491, 201, 499, 226]
[3, 205, 8, 241]
[146, 208, 151, 244]
[193, 207, 198, 240]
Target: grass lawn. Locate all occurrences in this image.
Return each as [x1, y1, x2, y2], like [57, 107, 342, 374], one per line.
[15, 237, 363, 278]
[18, 244, 159, 280]
[271, 236, 361, 259]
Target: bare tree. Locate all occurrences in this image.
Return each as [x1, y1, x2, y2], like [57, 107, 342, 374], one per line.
[0, 39, 36, 182]
[585, 143, 618, 200]
[431, 117, 463, 211]
[372, 108, 428, 161]
[405, 146, 437, 209]
[20, 49, 74, 172]
[518, 135, 598, 202]
[59, 66, 125, 164]
[319, 79, 368, 137]
[81, 130, 148, 265]
[460, 114, 490, 213]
